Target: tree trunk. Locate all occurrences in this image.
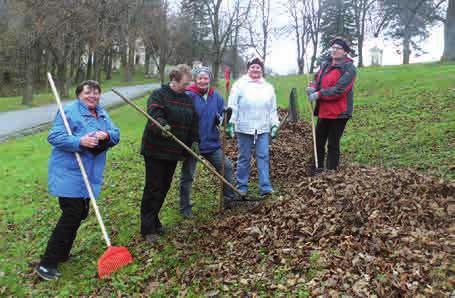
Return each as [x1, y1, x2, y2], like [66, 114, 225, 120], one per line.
[211, 44, 221, 84]
[298, 58, 304, 75]
[86, 51, 93, 80]
[103, 48, 109, 74]
[145, 47, 151, 75]
[357, 37, 364, 67]
[124, 37, 135, 82]
[442, 0, 455, 61]
[106, 47, 113, 80]
[22, 49, 34, 105]
[94, 48, 104, 82]
[212, 55, 220, 85]
[56, 62, 69, 97]
[310, 36, 319, 73]
[402, 33, 411, 64]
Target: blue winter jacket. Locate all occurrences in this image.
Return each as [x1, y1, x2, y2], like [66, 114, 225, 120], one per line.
[47, 99, 120, 199]
[186, 84, 224, 154]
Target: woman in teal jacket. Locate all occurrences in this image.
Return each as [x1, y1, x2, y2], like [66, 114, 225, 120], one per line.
[35, 80, 120, 281]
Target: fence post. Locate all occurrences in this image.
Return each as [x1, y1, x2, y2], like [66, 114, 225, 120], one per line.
[288, 87, 299, 122]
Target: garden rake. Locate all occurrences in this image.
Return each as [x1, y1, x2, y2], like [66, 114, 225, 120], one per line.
[111, 88, 245, 199]
[47, 73, 133, 279]
[306, 68, 319, 169]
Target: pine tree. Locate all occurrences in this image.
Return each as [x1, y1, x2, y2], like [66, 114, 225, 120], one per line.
[178, 0, 212, 65]
[319, 0, 356, 58]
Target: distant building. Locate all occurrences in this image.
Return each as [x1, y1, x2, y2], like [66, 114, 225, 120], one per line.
[370, 46, 383, 66]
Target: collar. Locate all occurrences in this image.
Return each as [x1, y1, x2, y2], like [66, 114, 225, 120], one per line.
[186, 83, 214, 96]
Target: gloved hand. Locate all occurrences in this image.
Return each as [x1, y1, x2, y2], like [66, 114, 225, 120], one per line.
[306, 86, 316, 96]
[308, 92, 319, 102]
[161, 124, 172, 138]
[226, 123, 235, 139]
[214, 113, 223, 127]
[271, 125, 279, 139]
[191, 142, 200, 155]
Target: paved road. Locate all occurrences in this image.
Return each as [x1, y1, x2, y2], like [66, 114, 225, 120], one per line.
[0, 84, 159, 142]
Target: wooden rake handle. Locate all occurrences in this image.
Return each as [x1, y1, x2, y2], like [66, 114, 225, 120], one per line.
[48, 72, 112, 247]
[111, 88, 244, 197]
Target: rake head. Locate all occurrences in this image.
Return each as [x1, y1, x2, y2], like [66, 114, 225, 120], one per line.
[98, 246, 133, 279]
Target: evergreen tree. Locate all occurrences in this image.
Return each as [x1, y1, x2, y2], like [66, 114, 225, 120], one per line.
[319, 0, 356, 58]
[177, 0, 212, 65]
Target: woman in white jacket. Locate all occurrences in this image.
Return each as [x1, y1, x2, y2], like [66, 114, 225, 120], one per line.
[227, 57, 279, 197]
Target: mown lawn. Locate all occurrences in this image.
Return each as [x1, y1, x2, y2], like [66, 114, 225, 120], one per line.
[0, 68, 156, 112]
[269, 62, 455, 179]
[0, 62, 453, 296]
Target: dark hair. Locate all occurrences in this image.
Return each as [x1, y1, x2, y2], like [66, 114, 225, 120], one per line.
[169, 64, 192, 82]
[75, 80, 101, 97]
[247, 57, 264, 70]
[331, 37, 351, 53]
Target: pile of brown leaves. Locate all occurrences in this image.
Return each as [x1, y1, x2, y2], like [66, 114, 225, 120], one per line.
[152, 114, 454, 296]
[225, 109, 315, 186]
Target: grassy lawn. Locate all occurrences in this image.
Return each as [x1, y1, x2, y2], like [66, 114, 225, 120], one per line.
[269, 62, 455, 179]
[0, 62, 453, 296]
[0, 96, 222, 296]
[0, 68, 156, 112]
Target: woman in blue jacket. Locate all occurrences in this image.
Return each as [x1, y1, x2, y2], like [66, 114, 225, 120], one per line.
[179, 67, 236, 217]
[35, 80, 120, 281]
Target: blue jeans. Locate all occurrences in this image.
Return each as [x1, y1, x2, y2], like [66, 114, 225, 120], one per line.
[179, 148, 235, 212]
[236, 132, 273, 195]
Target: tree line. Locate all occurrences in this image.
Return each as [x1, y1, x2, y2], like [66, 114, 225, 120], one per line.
[0, 0, 453, 104]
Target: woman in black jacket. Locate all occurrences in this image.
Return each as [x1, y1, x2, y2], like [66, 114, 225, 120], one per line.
[140, 64, 199, 243]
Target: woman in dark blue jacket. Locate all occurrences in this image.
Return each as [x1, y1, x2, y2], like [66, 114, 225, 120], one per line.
[35, 80, 119, 280]
[178, 67, 236, 217]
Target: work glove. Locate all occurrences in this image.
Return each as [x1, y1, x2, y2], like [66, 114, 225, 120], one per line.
[306, 87, 316, 96]
[308, 92, 319, 102]
[161, 124, 172, 138]
[271, 125, 279, 139]
[191, 142, 200, 155]
[226, 123, 235, 139]
[214, 113, 223, 127]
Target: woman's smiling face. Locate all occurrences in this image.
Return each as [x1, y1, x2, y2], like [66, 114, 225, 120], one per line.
[79, 85, 100, 110]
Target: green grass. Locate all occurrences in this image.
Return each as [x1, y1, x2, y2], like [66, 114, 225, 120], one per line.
[0, 62, 454, 296]
[0, 96, 225, 296]
[0, 68, 156, 112]
[269, 62, 455, 179]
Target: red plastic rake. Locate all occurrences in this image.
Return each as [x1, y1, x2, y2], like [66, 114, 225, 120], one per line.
[47, 73, 133, 279]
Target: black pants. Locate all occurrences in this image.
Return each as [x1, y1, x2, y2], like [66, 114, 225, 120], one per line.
[141, 157, 177, 236]
[315, 118, 348, 170]
[40, 198, 90, 267]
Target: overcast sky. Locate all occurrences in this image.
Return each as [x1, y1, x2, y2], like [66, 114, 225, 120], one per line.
[268, 21, 445, 75]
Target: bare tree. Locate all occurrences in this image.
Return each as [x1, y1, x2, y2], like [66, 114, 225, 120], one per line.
[352, 0, 377, 67]
[284, 0, 311, 74]
[142, 0, 181, 83]
[247, 0, 273, 65]
[202, 0, 252, 83]
[306, 0, 322, 73]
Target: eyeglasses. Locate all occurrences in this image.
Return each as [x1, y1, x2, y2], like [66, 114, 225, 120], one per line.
[331, 46, 344, 51]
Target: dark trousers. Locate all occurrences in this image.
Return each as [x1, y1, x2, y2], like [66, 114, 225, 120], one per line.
[315, 118, 348, 170]
[40, 198, 90, 267]
[141, 157, 177, 236]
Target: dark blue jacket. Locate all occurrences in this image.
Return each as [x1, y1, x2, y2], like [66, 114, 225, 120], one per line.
[186, 84, 225, 154]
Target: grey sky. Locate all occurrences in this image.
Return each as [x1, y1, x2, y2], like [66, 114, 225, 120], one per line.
[268, 22, 445, 75]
